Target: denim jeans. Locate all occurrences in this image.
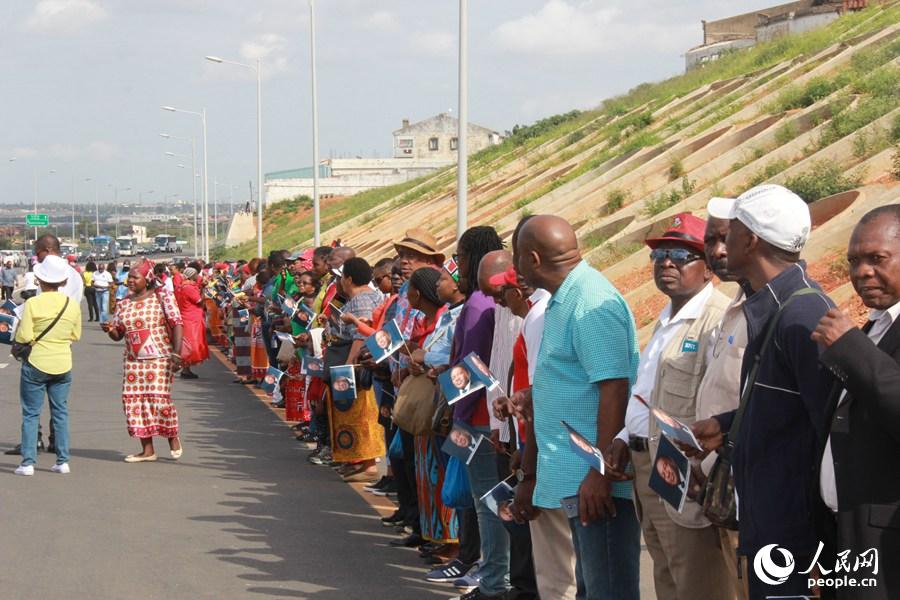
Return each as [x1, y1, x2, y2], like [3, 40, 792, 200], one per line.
[20, 362, 71, 466]
[96, 289, 110, 323]
[569, 497, 641, 600]
[466, 425, 510, 595]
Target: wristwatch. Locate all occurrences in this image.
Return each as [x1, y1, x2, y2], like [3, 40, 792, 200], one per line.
[515, 469, 535, 483]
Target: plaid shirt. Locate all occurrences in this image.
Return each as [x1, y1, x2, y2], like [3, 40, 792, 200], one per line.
[336, 289, 384, 341]
[532, 261, 639, 508]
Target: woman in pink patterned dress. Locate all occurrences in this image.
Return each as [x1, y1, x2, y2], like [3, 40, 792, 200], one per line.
[102, 260, 185, 463]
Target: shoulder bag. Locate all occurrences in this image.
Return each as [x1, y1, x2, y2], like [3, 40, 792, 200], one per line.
[11, 297, 70, 363]
[702, 287, 819, 529]
[393, 374, 438, 435]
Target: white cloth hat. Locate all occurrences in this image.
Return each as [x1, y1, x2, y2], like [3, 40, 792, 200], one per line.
[707, 184, 810, 253]
[33, 255, 70, 284]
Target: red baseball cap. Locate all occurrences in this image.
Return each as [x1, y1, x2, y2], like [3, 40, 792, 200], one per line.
[645, 213, 707, 254]
[488, 266, 518, 288]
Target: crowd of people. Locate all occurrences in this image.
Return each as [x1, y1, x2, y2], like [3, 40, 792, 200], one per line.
[4, 182, 898, 600]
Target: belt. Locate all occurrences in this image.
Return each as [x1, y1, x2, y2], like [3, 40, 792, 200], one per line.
[628, 436, 649, 453]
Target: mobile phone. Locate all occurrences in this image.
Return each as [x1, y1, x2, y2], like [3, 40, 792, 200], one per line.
[561, 495, 579, 518]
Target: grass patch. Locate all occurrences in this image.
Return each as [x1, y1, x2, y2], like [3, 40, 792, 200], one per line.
[746, 159, 791, 188]
[590, 242, 644, 271]
[606, 188, 630, 213]
[784, 160, 863, 203]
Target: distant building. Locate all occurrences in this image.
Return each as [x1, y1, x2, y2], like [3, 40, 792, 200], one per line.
[685, 1, 867, 71]
[265, 113, 504, 205]
[392, 113, 503, 161]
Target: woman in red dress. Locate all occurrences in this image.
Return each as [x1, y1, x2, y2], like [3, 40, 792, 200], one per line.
[102, 259, 184, 462]
[174, 266, 209, 379]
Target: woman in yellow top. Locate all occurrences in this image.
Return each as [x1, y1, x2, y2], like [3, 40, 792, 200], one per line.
[82, 261, 99, 322]
[14, 255, 82, 476]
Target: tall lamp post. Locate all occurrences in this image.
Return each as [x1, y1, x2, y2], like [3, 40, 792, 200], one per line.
[83, 177, 100, 238]
[160, 133, 198, 258]
[205, 54, 263, 257]
[456, 0, 468, 240]
[309, 0, 321, 247]
[162, 106, 209, 262]
[29, 168, 56, 241]
[165, 149, 199, 257]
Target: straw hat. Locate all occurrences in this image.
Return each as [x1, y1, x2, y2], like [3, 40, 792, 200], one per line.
[393, 228, 445, 263]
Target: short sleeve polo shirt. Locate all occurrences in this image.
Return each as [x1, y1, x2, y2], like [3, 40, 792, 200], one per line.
[531, 261, 640, 508]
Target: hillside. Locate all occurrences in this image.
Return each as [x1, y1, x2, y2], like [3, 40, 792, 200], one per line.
[223, 3, 900, 342]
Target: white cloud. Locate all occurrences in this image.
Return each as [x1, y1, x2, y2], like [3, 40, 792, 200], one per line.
[360, 10, 400, 33]
[495, 1, 618, 57]
[240, 33, 289, 77]
[494, 0, 694, 58]
[46, 141, 118, 161]
[24, 0, 107, 35]
[410, 31, 456, 59]
[10, 147, 39, 160]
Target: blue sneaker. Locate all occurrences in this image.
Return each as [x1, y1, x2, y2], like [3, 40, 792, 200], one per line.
[452, 569, 481, 591]
[425, 559, 475, 583]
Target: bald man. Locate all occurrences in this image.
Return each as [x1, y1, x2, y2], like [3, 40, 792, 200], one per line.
[517, 215, 641, 600]
[478, 249, 538, 600]
[327, 246, 356, 272]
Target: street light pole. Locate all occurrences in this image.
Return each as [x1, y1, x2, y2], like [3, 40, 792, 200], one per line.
[205, 55, 264, 257]
[161, 106, 210, 262]
[201, 108, 210, 263]
[160, 133, 199, 258]
[456, 0, 468, 240]
[310, 0, 321, 247]
[71, 175, 76, 242]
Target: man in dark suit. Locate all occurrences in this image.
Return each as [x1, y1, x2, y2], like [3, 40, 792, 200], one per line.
[812, 204, 900, 599]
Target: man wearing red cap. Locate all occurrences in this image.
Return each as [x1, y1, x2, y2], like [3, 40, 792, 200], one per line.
[607, 212, 733, 598]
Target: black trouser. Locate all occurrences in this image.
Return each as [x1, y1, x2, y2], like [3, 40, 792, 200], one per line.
[458, 507, 481, 565]
[1, 286, 12, 300]
[393, 429, 420, 533]
[84, 287, 99, 321]
[497, 448, 538, 599]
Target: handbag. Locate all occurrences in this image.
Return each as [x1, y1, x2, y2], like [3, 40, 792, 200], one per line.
[441, 456, 474, 509]
[393, 374, 438, 435]
[701, 287, 819, 529]
[11, 297, 70, 363]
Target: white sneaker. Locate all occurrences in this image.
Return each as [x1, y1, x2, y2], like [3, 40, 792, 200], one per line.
[51, 463, 70, 474]
[14, 465, 34, 476]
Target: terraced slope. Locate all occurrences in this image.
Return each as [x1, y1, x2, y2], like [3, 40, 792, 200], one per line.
[232, 3, 900, 341]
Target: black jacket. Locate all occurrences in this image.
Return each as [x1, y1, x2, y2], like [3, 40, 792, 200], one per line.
[815, 315, 900, 599]
[715, 262, 834, 556]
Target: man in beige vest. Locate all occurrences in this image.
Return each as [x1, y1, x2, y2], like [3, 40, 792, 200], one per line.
[608, 213, 732, 598]
[694, 214, 750, 600]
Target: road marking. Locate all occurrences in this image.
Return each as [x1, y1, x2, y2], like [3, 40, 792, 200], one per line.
[0, 363, 9, 369]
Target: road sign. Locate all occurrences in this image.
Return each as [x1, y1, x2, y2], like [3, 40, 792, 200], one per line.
[26, 214, 49, 227]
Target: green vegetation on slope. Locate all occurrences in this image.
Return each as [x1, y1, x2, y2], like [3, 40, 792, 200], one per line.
[222, 3, 900, 260]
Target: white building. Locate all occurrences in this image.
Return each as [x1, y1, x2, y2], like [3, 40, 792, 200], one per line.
[265, 113, 504, 205]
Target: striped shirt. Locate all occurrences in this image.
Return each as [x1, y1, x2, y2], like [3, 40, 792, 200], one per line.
[531, 261, 640, 508]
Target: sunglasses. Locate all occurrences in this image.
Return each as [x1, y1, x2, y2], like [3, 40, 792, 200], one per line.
[650, 248, 704, 266]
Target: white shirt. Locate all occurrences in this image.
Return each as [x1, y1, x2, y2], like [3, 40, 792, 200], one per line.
[92, 270, 113, 289]
[488, 305, 523, 442]
[523, 289, 551, 382]
[61, 264, 84, 303]
[617, 283, 715, 442]
[820, 299, 900, 512]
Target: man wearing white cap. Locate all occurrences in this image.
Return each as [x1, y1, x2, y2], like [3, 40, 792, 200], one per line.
[688, 184, 835, 599]
[13, 255, 82, 475]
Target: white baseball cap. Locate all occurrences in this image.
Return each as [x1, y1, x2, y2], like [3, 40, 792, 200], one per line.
[707, 184, 811, 253]
[33, 255, 70, 284]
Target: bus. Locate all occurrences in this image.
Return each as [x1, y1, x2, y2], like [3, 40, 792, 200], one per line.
[154, 234, 180, 253]
[117, 236, 136, 257]
[90, 236, 119, 260]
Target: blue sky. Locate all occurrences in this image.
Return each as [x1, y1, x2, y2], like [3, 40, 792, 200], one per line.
[0, 0, 768, 207]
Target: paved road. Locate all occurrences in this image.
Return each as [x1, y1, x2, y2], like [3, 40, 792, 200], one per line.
[0, 319, 448, 600]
